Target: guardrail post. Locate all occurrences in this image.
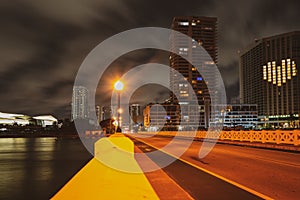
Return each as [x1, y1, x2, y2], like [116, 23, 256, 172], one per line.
[294, 130, 300, 146]
[276, 130, 281, 144]
[262, 130, 266, 143]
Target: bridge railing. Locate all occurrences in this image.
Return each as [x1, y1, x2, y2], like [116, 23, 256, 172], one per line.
[139, 130, 300, 146]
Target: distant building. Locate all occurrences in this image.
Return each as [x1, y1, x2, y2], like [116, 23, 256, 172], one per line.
[143, 102, 205, 131]
[129, 104, 141, 124]
[33, 115, 58, 127]
[0, 112, 58, 127]
[169, 16, 218, 128]
[143, 103, 179, 131]
[211, 104, 258, 129]
[100, 105, 117, 122]
[95, 106, 101, 123]
[240, 31, 300, 128]
[0, 112, 31, 126]
[71, 86, 89, 120]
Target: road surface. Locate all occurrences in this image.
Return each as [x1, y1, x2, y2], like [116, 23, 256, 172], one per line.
[130, 134, 300, 200]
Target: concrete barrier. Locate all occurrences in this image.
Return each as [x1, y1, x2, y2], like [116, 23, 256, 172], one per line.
[51, 133, 158, 200]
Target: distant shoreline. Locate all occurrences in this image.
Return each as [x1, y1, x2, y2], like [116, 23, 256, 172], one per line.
[0, 133, 79, 138]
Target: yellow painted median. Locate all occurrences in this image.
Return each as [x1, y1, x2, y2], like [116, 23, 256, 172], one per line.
[52, 134, 159, 200]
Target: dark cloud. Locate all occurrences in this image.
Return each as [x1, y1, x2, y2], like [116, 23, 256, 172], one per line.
[0, 0, 299, 118]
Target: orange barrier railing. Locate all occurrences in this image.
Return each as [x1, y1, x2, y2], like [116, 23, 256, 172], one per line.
[140, 130, 300, 146]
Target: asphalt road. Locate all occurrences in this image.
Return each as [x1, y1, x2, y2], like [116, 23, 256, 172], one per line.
[130, 134, 300, 200]
[130, 136, 267, 200]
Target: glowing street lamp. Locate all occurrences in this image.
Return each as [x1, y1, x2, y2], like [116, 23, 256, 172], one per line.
[114, 80, 124, 132]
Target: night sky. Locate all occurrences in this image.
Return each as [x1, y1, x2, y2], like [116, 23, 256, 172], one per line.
[0, 0, 299, 118]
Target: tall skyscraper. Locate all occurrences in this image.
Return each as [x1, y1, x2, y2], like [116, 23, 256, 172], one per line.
[240, 31, 300, 127]
[71, 86, 89, 120]
[169, 16, 218, 128]
[170, 16, 217, 104]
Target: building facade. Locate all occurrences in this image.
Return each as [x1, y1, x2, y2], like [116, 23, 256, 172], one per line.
[71, 86, 89, 120]
[240, 31, 300, 128]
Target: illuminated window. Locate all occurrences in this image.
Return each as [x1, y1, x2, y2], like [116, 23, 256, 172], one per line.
[263, 65, 267, 80]
[277, 66, 281, 86]
[204, 61, 215, 65]
[179, 47, 188, 51]
[267, 62, 272, 82]
[198, 90, 202, 94]
[292, 61, 297, 76]
[179, 47, 188, 55]
[272, 61, 276, 85]
[282, 60, 286, 83]
[180, 94, 189, 97]
[287, 59, 291, 79]
[178, 22, 189, 26]
[191, 22, 196, 26]
[192, 67, 196, 71]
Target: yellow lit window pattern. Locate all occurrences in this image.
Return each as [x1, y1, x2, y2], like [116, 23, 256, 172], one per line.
[267, 62, 272, 82]
[287, 59, 291, 79]
[277, 66, 281, 86]
[292, 61, 297, 76]
[263, 59, 296, 86]
[263, 65, 267, 80]
[282, 60, 286, 83]
[272, 61, 276, 85]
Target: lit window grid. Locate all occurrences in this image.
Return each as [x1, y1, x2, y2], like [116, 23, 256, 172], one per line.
[282, 60, 286, 83]
[272, 62, 276, 85]
[263, 65, 267, 80]
[267, 62, 272, 82]
[292, 61, 297, 76]
[277, 66, 281, 86]
[287, 59, 291, 79]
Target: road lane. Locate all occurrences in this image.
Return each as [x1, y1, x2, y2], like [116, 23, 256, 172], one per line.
[131, 134, 300, 200]
[130, 136, 268, 200]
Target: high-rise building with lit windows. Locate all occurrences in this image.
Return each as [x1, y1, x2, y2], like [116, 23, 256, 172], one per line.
[170, 16, 217, 103]
[169, 16, 218, 128]
[240, 31, 300, 127]
[72, 86, 89, 120]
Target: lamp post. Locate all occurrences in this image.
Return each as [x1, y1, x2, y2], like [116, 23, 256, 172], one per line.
[114, 80, 124, 132]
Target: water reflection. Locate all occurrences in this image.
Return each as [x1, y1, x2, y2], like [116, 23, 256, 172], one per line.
[0, 137, 92, 200]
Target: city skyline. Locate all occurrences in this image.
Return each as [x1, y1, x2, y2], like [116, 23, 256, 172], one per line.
[0, 0, 299, 118]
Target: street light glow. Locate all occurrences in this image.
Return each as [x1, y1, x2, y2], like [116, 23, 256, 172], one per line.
[114, 80, 124, 91]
